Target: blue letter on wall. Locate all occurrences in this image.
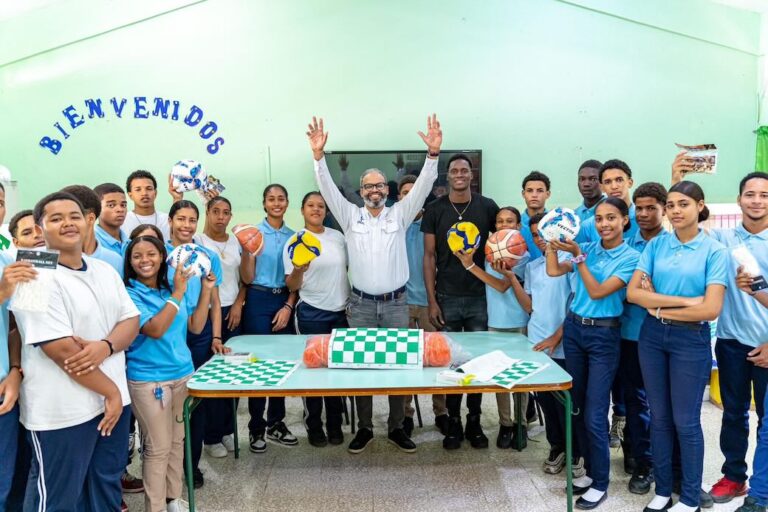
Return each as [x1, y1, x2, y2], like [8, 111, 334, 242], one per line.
[62, 106, 85, 129]
[84, 99, 105, 118]
[39, 136, 62, 155]
[134, 97, 148, 119]
[184, 106, 203, 127]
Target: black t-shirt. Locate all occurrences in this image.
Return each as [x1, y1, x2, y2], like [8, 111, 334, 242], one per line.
[421, 193, 499, 297]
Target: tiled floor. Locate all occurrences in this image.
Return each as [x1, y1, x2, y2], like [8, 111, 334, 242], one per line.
[124, 396, 758, 512]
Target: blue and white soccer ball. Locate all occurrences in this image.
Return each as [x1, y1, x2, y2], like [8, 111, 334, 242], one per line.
[171, 160, 208, 193]
[538, 207, 581, 242]
[167, 243, 212, 277]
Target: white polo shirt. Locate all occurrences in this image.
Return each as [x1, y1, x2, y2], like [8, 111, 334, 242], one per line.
[314, 156, 437, 295]
[11, 256, 140, 431]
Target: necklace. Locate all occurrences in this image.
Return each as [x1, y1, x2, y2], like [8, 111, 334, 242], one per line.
[449, 195, 472, 221]
[205, 234, 229, 261]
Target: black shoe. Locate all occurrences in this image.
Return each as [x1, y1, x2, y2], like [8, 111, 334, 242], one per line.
[700, 489, 714, 509]
[511, 425, 528, 451]
[496, 425, 513, 449]
[464, 414, 489, 449]
[628, 464, 653, 495]
[435, 414, 450, 436]
[526, 394, 538, 424]
[643, 497, 673, 512]
[387, 428, 416, 453]
[575, 491, 607, 510]
[624, 455, 638, 476]
[266, 421, 298, 446]
[327, 428, 344, 445]
[249, 431, 266, 453]
[737, 496, 767, 512]
[193, 468, 204, 489]
[307, 429, 327, 447]
[347, 428, 374, 454]
[403, 416, 415, 438]
[442, 417, 464, 450]
[573, 484, 590, 496]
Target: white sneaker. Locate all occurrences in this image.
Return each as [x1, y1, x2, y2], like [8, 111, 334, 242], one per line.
[204, 442, 227, 458]
[166, 499, 189, 512]
[221, 434, 236, 452]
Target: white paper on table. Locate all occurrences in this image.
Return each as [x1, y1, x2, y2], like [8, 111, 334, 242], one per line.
[458, 350, 519, 382]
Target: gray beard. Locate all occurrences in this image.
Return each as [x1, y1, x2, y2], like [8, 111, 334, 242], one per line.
[364, 197, 385, 209]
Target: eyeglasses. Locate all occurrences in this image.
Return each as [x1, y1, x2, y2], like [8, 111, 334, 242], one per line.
[362, 183, 387, 191]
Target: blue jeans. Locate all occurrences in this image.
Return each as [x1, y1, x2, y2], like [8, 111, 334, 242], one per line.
[0, 403, 19, 510]
[620, 339, 652, 466]
[437, 293, 487, 418]
[296, 301, 347, 432]
[243, 287, 294, 433]
[748, 382, 768, 506]
[562, 315, 621, 492]
[24, 406, 130, 512]
[638, 316, 712, 508]
[346, 292, 407, 432]
[715, 337, 768, 483]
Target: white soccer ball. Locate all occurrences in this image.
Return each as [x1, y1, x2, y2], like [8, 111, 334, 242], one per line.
[171, 160, 207, 193]
[538, 207, 581, 242]
[167, 243, 212, 277]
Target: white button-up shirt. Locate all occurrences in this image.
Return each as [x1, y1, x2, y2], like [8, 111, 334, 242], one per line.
[314, 156, 438, 295]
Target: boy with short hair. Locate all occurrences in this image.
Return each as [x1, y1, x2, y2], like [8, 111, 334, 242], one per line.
[520, 171, 551, 260]
[9, 209, 45, 249]
[94, 182, 128, 255]
[122, 170, 171, 241]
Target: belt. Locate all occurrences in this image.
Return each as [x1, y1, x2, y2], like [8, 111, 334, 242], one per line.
[658, 317, 705, 330]
[351, 286, 406, 302]
[248, 284, 287, 295]
[568, 313, 620, 328]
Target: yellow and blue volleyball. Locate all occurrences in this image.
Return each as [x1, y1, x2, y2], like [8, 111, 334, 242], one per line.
[287, 230, 323, 266]
[446, 221, 481, 254]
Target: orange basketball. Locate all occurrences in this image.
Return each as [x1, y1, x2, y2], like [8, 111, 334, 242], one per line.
[232, 224, 264, 255]
[484, 229, 527, 269]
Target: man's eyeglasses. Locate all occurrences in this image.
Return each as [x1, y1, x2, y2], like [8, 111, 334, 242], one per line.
[362, 183, 387, 192]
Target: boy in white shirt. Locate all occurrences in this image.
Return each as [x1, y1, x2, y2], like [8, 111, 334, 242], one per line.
[11, 191, 139, 512]
[121, 170, 171, 241]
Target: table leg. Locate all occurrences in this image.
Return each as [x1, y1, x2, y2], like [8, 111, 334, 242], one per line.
[514, 392, 524, 451]
[564, 390, 573, 512]
[232, 398, 240, 459]
[184, 396, 200, 512]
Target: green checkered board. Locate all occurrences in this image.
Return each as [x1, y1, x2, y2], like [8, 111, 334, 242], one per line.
[328, 328, 423, 369]
[490, 360, 549, 389]
[190, 357, 299, 386]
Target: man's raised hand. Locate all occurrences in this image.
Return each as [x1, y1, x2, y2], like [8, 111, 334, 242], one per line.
[307, 116, 329, 160]
[418, 114, 442, 155]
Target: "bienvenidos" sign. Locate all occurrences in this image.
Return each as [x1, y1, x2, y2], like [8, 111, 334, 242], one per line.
[39, 96, 225, 155]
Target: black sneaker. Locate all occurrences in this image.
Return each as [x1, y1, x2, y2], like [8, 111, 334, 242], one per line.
[327, 428, 344, 445]
[543, 448, 565, 474]
[249, 431, 266, 453]
[266, 421, 298, 446]
[642, 497, 672, 512]
[387, 428, 416, 453]
[435, 414, 450, 436]
[511, 425, 528, 451]
[628, 464, 653, 495]
[442, 417, 464, 450]
[403, 416, 415, 438]
[737, 496, 767, 512]
[496, 425, 513, 449]
[193, 468, 204, 489]
[347, 428, 374, 454]
[464, 414, 489, 449]
[307, 429, 327, 447]
[700, 489, 714, 509]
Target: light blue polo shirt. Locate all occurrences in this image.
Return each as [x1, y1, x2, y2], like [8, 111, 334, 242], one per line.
[521, 208, 546, 261]
[577, 203, 639, 244]
[637, 229, 727, 298]
[525, 256, 569, 359]
[0, 252, 11, 383]
[486, 259, 529, 329]
[574, 195, 606, 222]
[712, 225, 768, 348]
[570, 241, 639, 319]
[252, 219, 294, 289]
[621, 230, 668, 341]
[126, 279, 194, 382]
[405, 220, 427, 307]
[91, 239, 124, 277]
[165, 243, 223, 313]
[95, 224, 127, 256]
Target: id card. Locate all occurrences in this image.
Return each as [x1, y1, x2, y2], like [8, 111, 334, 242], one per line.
[751, 275, 768, 292]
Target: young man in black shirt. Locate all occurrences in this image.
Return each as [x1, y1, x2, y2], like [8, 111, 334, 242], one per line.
[422, 153, 499, 450]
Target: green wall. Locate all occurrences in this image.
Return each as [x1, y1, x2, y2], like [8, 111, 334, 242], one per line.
[0, 0, 760, 228]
